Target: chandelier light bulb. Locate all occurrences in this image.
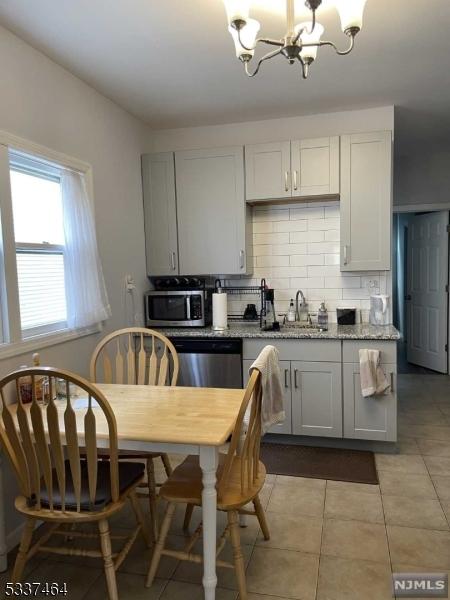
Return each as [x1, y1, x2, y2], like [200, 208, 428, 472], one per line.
[335, 0, 367, 33]
[295, 21, 325, 61]
[229, 18, 261, 59]
[223, 0, 250, 26]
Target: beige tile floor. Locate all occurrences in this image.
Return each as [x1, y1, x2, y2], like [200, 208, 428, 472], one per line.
[2, 373, 450, 599]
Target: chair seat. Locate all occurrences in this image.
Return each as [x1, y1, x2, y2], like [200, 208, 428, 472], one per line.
[160, 454, 266, 510]
[37, 460, 145, 512]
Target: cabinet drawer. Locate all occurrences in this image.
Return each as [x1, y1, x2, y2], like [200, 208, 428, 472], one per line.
[342, 340, 397, 364]
[243, 339, 341, 362]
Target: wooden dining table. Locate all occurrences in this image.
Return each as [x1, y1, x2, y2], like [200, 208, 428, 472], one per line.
[0, 384, 245, 599]
[100, 383, 246, 599]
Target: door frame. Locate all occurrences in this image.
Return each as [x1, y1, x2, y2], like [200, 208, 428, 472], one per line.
[393, 203, 450, 373]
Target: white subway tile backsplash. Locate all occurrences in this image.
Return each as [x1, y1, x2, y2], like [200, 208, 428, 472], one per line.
[307, 241, 340, 254]
[325, 205, 340, 219]
[325, 276, 361, 289]
[272, 243, 307, 256]
[290, 254, 324, 266]
[308, 218, 340, 231]
[290, 277, 325, 289]
[236, 201, 387, 323]
[290, 230, 324, 244]
[253, 221, 273, 234]
[343, 288, 371, 300]
[325, 254, 340, 266]
[253, 209, 289, 222]
[254, 232, 289, 245]
[273, 266, 308, 278]
[273, 220, 308, 233]
[256, 255, 290, 267]
[290, 206, 324, 220]
[307, 288, 343, 301]
[308, 265, 341, 278]
[324, 229, 340, 242]
[253, 244, 272, 256]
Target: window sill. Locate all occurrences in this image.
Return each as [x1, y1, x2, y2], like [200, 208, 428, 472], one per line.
[0, 324, 102, 361]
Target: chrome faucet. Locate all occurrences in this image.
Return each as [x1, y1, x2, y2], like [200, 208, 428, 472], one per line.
[295, 289, 306, 322]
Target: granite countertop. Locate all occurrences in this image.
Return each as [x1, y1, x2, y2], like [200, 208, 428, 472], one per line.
[155, 323, 401, 341]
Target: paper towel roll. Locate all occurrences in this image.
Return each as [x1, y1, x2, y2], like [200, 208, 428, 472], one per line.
[212, 292, 228, 331]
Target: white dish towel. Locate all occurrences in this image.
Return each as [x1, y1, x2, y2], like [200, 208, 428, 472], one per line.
[249, 345, 285, 434]
[359, 349, 390, 397]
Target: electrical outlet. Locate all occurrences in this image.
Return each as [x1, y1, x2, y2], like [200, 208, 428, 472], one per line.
[125, 274, 136, 292]
[366, 279, 379, 291]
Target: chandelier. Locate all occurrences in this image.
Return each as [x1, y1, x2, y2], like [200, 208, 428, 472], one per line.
[224, 0, 367, 78]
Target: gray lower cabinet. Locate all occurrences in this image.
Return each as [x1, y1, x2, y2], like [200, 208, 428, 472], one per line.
[291, 361, 342, 438]
[343, 363, 397, 441]
[243, 359, 292, 434]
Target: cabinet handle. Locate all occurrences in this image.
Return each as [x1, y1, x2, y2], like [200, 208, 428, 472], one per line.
[390, 372, 395, 392]
[343, 245, 349, 266]
[239, 249, 245, 269]
[170, 251, 176, 271]
[294, 369, 299, 389]
[293, 170, 298, 191]
[284, 368, 289, 388]
[284, 171, 290, 192]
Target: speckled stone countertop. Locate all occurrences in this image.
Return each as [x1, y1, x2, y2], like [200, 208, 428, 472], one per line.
[155, 323, 401, 341]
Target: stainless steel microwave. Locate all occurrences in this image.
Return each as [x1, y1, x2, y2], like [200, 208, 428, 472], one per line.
[144, 289, 212, 327]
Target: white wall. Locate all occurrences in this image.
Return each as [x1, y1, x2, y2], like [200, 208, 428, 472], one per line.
[148, 106, 394, 152]
[395, 143, 450, 206]
[228, 201, 388, 324]
[0, 25, 151, 547]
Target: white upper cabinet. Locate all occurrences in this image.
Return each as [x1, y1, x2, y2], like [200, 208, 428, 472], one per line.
[291, 137, 340, 197]
[340, 131, 392, 272]
[245, 141, 291, 201]
[245, 137, 340, 202]
[175, 146, 251, 275]
[142, 153, 178, 276]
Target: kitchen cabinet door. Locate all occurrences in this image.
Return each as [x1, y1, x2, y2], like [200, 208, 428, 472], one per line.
[175, 147, 251, 275]
[291, 361, 342, 438]
[291, 137, 339, 197]
[245, 141, 292, 202]
[142, 153, 178, 276]
[343, 363, 397, 441]
[340, 131, 392, 271]
[243, 359, 292, 435]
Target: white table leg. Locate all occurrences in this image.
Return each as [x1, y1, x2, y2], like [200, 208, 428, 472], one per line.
[0, 456, 7, 572]
[200, 446, 219, 600]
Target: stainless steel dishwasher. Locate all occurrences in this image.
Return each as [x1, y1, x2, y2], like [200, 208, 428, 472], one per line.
[170, 338, 243, 389]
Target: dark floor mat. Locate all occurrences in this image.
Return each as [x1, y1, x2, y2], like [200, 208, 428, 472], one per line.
[260, 442, 379, 484]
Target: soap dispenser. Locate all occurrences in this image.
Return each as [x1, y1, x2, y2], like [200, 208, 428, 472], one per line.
[287, 299, 296, 322]
[318, 301, 328, 331]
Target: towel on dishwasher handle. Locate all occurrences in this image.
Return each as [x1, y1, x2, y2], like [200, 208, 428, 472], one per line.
[249, 345, 285, 433]
[359, 349, 390, 397]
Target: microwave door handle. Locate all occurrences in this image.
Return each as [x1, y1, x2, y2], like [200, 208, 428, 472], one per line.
[186, 296, 191, 320]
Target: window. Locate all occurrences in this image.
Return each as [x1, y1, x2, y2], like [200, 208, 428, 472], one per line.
[0, 139, 111, 356]
[9, 152, 67, 337]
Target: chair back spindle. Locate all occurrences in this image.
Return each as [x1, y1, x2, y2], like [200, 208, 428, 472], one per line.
[0, 367, 119, 514]
[218, 369, 263, 498]
[90, 327, 179, 387]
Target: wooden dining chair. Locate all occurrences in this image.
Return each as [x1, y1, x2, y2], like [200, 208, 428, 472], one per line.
[145, 367, 270, 599]
[0, 366, 150, 600]
[90, 327, 179, 539]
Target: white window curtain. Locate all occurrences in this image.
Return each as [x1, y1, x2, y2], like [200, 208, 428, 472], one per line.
[61, 169, 111, 329]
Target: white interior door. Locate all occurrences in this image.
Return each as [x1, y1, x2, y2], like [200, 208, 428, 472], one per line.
[406, 211, 449, 372]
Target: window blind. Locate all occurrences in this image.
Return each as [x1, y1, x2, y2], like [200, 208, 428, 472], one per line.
[16, 251, 67, 332]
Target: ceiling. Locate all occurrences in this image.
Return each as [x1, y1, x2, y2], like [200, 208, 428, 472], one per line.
[0, 0, 449, 149]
